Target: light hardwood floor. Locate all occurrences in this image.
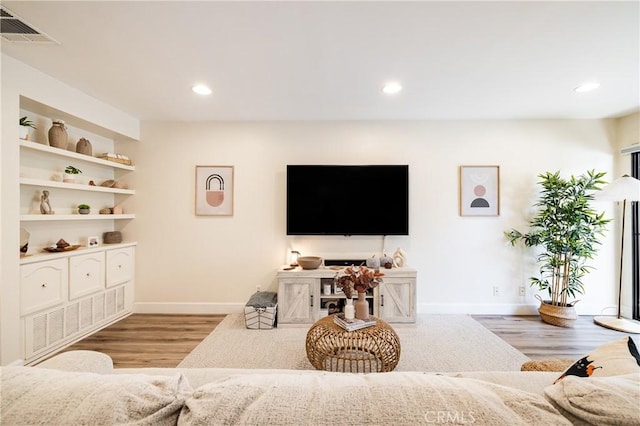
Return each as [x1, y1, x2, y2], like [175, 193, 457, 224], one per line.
[48, 313, 631, 368]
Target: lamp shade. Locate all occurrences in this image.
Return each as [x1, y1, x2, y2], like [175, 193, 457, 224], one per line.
[595, 175, 640, 202]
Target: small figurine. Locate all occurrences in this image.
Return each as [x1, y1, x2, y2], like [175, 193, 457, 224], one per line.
[40, 190, 54, 214]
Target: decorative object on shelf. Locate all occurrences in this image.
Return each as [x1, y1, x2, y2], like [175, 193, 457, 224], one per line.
[99, 179, 128, 189]
[63, 165, 82, 183]
[505, 170, 610, 328]
[459, 165, 500, 216]
[392, 248, 406, 268]
[592, 175, 640, 334]
[103, 231, 122, 244]
[55, 238, 70, 248]
[366, 255, 380, 268]
[323, 282, 332, 295]
[297, 256, 322, 270]
[380, 253, 393, 269]
[195, 165, 234, 216]
[86, 236, 99, 248]
[48, 119, 68, 149]
[44, 244, 80, 253]
[112, 205, 123, 214]
[333, 265, 384, 320]
[97, 153, 133, 165]
[344, 298, 355, 320]
[89, 180, 96, 186]
[77, 204, 90, 214]
[99, 208, 112, 214]
[75, 137, 92, 156]
[20, 228, 30, 254]
[39, 190, 54, 214]
[289, 250, 300, 266]
[19, 116, 36, 141]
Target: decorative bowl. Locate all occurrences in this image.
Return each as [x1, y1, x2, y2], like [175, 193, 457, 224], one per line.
[297, 256, 323, 269]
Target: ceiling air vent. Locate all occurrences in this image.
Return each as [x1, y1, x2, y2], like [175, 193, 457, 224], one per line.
[1, 6, 57, 43]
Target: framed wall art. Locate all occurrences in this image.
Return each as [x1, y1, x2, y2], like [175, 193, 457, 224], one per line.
[459, 165, 500, 216]
[195, 165, 234, 216]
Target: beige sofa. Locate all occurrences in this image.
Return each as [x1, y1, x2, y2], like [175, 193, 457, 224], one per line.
[1, 350, 638, 425]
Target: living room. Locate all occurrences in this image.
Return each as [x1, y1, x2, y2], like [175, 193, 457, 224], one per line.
[2, 0, 639, 365]
[2, 2, 640, 424]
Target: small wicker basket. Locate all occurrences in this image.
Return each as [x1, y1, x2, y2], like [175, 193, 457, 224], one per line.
[103, 231, 122, 244]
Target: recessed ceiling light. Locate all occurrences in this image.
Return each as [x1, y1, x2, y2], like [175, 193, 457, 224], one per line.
[574, 82, 600, 93]
[382, 81, 402, 95]
[192, 84, 212, 95]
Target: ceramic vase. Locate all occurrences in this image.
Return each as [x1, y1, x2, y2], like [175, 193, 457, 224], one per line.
[354, 292, 369, 320]
[48, 120, 68, 149]
[76, 137, 92, 156]
[344, 298, 355, 320]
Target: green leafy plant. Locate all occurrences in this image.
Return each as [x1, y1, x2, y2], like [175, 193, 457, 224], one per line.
[505, 170, 610, 307]
[64, 166, 82, 175]
[77, 204, 90, 210]
[19, 116, 36, 129]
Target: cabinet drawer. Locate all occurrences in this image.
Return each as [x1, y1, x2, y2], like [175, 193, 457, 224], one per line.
[69, 252, 105, 300]
[106, 247, 134, 288]
[21, 259, 67, 315]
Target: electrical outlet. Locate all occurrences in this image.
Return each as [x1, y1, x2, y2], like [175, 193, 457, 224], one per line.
[519, 286, 526, 296]
[256, 285, 261, 292]
[493, 285, 500, 297]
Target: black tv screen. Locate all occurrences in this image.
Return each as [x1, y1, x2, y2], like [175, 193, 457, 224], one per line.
[287, 165, 409, 235]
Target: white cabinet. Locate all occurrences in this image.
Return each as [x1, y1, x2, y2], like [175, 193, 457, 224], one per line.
[69, 252, 105, 300]
[20, 258, 67, 315]
[106, 247, 134, 288]
[277, 278, 315, 324]
[277, 267, 416, 326]
[20, 244, 135, 364]
[378, 278, 416, 323]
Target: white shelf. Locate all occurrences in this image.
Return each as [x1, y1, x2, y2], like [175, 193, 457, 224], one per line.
[21, 214, 135, 222]
[20, 140, 135, 171]
[20, 177, 135, 195]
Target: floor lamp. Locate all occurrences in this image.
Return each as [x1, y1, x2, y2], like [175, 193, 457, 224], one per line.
[594, 175, 640, 334]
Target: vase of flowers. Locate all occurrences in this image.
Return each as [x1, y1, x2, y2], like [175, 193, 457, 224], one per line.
[334, 265, 384, 320]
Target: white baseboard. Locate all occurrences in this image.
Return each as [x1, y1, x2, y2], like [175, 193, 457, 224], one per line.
[133, 302, 244, 314]
[418, 302, 613, 316]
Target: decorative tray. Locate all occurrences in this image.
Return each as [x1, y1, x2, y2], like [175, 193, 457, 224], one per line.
[43, 245, 81, 253]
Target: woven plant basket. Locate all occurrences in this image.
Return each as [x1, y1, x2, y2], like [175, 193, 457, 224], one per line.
[536, 295, 578, 328]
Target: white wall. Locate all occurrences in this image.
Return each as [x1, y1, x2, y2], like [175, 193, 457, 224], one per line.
[132, 119, 619, 315]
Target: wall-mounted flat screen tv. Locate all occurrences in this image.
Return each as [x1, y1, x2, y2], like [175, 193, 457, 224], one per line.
[287, 165, 409, 235]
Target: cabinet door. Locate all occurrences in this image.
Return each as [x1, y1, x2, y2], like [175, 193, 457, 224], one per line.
[278, 278, 315, 324]
[21, 259, 67, 315]
[106, 247, 133, 288]
[379, 278, 415, 323]
[69, 252, 105, 300]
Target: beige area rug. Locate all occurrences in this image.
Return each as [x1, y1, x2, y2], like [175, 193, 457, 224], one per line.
[178, 313, 529, 372]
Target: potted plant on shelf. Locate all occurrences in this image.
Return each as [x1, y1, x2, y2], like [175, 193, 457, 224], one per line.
[77, 204, 91, 215]
[19, 116, 36, 140]
[505, 170, 610, 328]
[63, 165, 82, 183]
[334, 265, 384, 320]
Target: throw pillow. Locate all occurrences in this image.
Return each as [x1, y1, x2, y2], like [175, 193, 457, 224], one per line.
[545, 373, 640, 426]
[555, 336, 640, 383]
[1, 367, 192, 425]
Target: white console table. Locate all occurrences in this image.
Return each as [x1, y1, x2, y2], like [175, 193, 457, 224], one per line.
[277, 266, 416, 326]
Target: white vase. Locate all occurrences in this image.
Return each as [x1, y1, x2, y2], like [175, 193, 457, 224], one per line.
[63, 173, 75, 183]
[344, 298, 355, 320]
[19, 126, 29, 140]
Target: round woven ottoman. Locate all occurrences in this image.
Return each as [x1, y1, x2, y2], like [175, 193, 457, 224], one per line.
[305, 315, 401, 373]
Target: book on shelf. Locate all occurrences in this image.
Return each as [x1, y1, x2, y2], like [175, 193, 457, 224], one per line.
[333, 313, 376, 331]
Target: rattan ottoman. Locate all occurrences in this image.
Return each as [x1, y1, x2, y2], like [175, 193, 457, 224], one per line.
[305, 315, 401, 373]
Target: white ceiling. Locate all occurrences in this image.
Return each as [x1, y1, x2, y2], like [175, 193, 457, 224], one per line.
[2, 1, 638, 121]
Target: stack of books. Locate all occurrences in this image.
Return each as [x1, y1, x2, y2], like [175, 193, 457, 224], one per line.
[333, 313, 376, 331]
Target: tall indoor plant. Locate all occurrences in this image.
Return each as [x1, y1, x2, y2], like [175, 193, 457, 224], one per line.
[505, 170, 610, 327]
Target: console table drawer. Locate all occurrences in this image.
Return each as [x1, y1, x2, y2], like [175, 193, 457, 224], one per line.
[21, 259, 67, 315]
[69, 252, 105, 300]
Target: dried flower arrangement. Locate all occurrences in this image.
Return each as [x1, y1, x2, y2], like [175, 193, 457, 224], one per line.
[333, 265, 384, 298]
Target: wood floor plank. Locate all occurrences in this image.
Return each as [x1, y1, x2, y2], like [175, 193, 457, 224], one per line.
[38, 313, 632, 368]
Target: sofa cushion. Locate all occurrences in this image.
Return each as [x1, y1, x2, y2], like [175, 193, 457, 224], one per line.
[179, 372, 570, 425]
[545, 373, 640, 426]
[555, 337, 640, 383]
[1, 367, 192, 426]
